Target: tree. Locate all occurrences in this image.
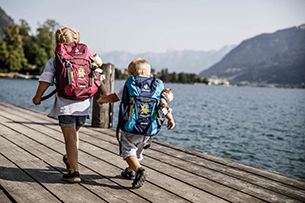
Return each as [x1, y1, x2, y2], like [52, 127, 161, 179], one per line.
[178, 72, 187, 83]
[33, 19, 60, 73]
[0, 25, 28, 72]
[171, 72, 178, 83]
[0, 19, 60, 74]
[19, 19, 35, 73]
[202, 77, 209, 84]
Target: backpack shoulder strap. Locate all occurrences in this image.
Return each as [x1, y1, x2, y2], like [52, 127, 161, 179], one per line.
[41, 89, 56, 101]
[116, 124, 122, 155]
[152, 77, 164, 99]
[124, 75, 139, 97]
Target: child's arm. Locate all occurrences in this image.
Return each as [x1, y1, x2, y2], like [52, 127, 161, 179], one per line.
[97, 93, 119, 104]
[99, 82, 107, 96]
[165, 112, 175, 130]
[32, 81, 50, 105]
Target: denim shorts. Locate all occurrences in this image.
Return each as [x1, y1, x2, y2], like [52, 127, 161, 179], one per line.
[58, 115, 87, 127]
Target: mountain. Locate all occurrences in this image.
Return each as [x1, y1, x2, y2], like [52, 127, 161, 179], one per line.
[199, 25, 305, 85]
[0, 7, 14, 41]
[99, 45, 235, 74]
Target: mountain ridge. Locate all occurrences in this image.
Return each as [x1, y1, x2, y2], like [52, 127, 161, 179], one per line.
[96, 45, 235, 74]
[199, 25, 305, 85]
[0, 7, 14, 41]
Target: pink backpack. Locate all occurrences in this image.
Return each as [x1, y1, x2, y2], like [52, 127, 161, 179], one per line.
[54, 43, 100, 100]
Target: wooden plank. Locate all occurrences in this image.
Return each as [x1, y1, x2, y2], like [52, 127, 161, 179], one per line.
[77, 126, 305, 202]
[0, 116, 149, 203]
[0, 184, 12, 203]
[0, 139, 62, 202]
[1, 101, 305, 202]
[88, 127, 305, 190]
[0, 125, 160, 203]
[0, 108, 269, 202]
[0, 135, 150, 203]
[78, 129, 305, 203]
[0, 127, 107, 202]
[2, 104, 304, 200]
[0, 111, 201, 202]
[92, 126, 305, 189]
[0, 105, 229, 202]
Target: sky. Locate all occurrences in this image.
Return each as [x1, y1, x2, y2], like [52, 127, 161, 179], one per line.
[1, 0, 305, 54]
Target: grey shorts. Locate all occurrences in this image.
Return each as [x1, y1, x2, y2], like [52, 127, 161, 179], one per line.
[58, 115, 87, 127]
[120, 131, 150, 161]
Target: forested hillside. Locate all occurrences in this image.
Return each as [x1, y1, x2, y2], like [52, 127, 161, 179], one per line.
[199, 25, 305, 86]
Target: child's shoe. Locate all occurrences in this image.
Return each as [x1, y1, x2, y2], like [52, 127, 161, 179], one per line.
[62, 171, 81, 183]
[63, 154, 70, 171]
[121, 167, 136, 180]
[132, 167, 148, 188]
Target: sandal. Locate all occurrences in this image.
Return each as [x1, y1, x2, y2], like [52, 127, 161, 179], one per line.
[63, 154, 70, 171]
[132, 167, 148, 188]
[62, 171, 81, 183]
[121, 167, 136, 180]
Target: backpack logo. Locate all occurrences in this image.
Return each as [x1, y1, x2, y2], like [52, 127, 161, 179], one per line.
[143, 84, 149, 92]
[75, 48, 83, 55]
[140, 103, 150, 117]
[78, 67, 85, 77]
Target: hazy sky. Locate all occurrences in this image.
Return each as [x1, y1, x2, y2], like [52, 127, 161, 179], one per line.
[1, 0, 305, 54]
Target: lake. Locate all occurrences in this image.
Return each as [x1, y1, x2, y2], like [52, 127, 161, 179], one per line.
[0, 78, 304, 179]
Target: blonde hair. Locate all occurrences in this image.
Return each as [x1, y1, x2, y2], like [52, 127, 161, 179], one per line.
[55, 27, 80, 44]
[128, 58, 151, 77]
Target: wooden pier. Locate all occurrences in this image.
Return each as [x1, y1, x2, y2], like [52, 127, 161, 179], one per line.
[0, 101, 304, 203]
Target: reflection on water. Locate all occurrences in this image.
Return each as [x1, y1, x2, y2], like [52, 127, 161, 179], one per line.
[1, 78, 305, 179]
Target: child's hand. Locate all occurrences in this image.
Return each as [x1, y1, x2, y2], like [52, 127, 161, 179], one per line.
[97, 97, 104, 104]
[97, 95, 107, 105]
[32, 96, 41, 105]
[90, 54, 103, 67]
[167, 119, 175, 130]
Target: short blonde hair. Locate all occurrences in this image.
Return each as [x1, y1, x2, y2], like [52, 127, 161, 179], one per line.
[128, 58, 151, 77]
[55, 27, 80, 44]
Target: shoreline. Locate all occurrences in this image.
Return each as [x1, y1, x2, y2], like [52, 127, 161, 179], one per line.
[1, 72, 304, 89]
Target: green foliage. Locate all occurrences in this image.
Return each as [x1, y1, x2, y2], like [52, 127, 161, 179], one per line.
[157, 69, 202, 84]
[115, 68, 128, 80]
[0, 25, 28, 72]
[202, 77, 209, 84]
[114, 67, 203, 84]
[0, 19, 60, 74]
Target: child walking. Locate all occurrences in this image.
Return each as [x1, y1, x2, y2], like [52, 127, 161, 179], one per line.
[98, 58, 175, 188]
[32, 27, 107, 183]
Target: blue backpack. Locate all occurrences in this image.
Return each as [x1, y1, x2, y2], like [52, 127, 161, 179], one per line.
[117, 75, 165, 137]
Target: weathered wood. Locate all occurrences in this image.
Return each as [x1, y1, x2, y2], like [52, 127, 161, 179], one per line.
[0, 153, 61, 203]
[92, 63, 115, 128]
[0, 104, 200, 202]
[0, 130, 106, 202]
[0, 121, 148, 202]
[0, 101, 305, 203]
[0, 185, 12, 203]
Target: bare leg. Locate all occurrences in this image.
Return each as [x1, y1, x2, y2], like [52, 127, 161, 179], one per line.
[126, 156, 141, 172]
[61, 126, 79, 173]
[76, 126, 80, 149]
